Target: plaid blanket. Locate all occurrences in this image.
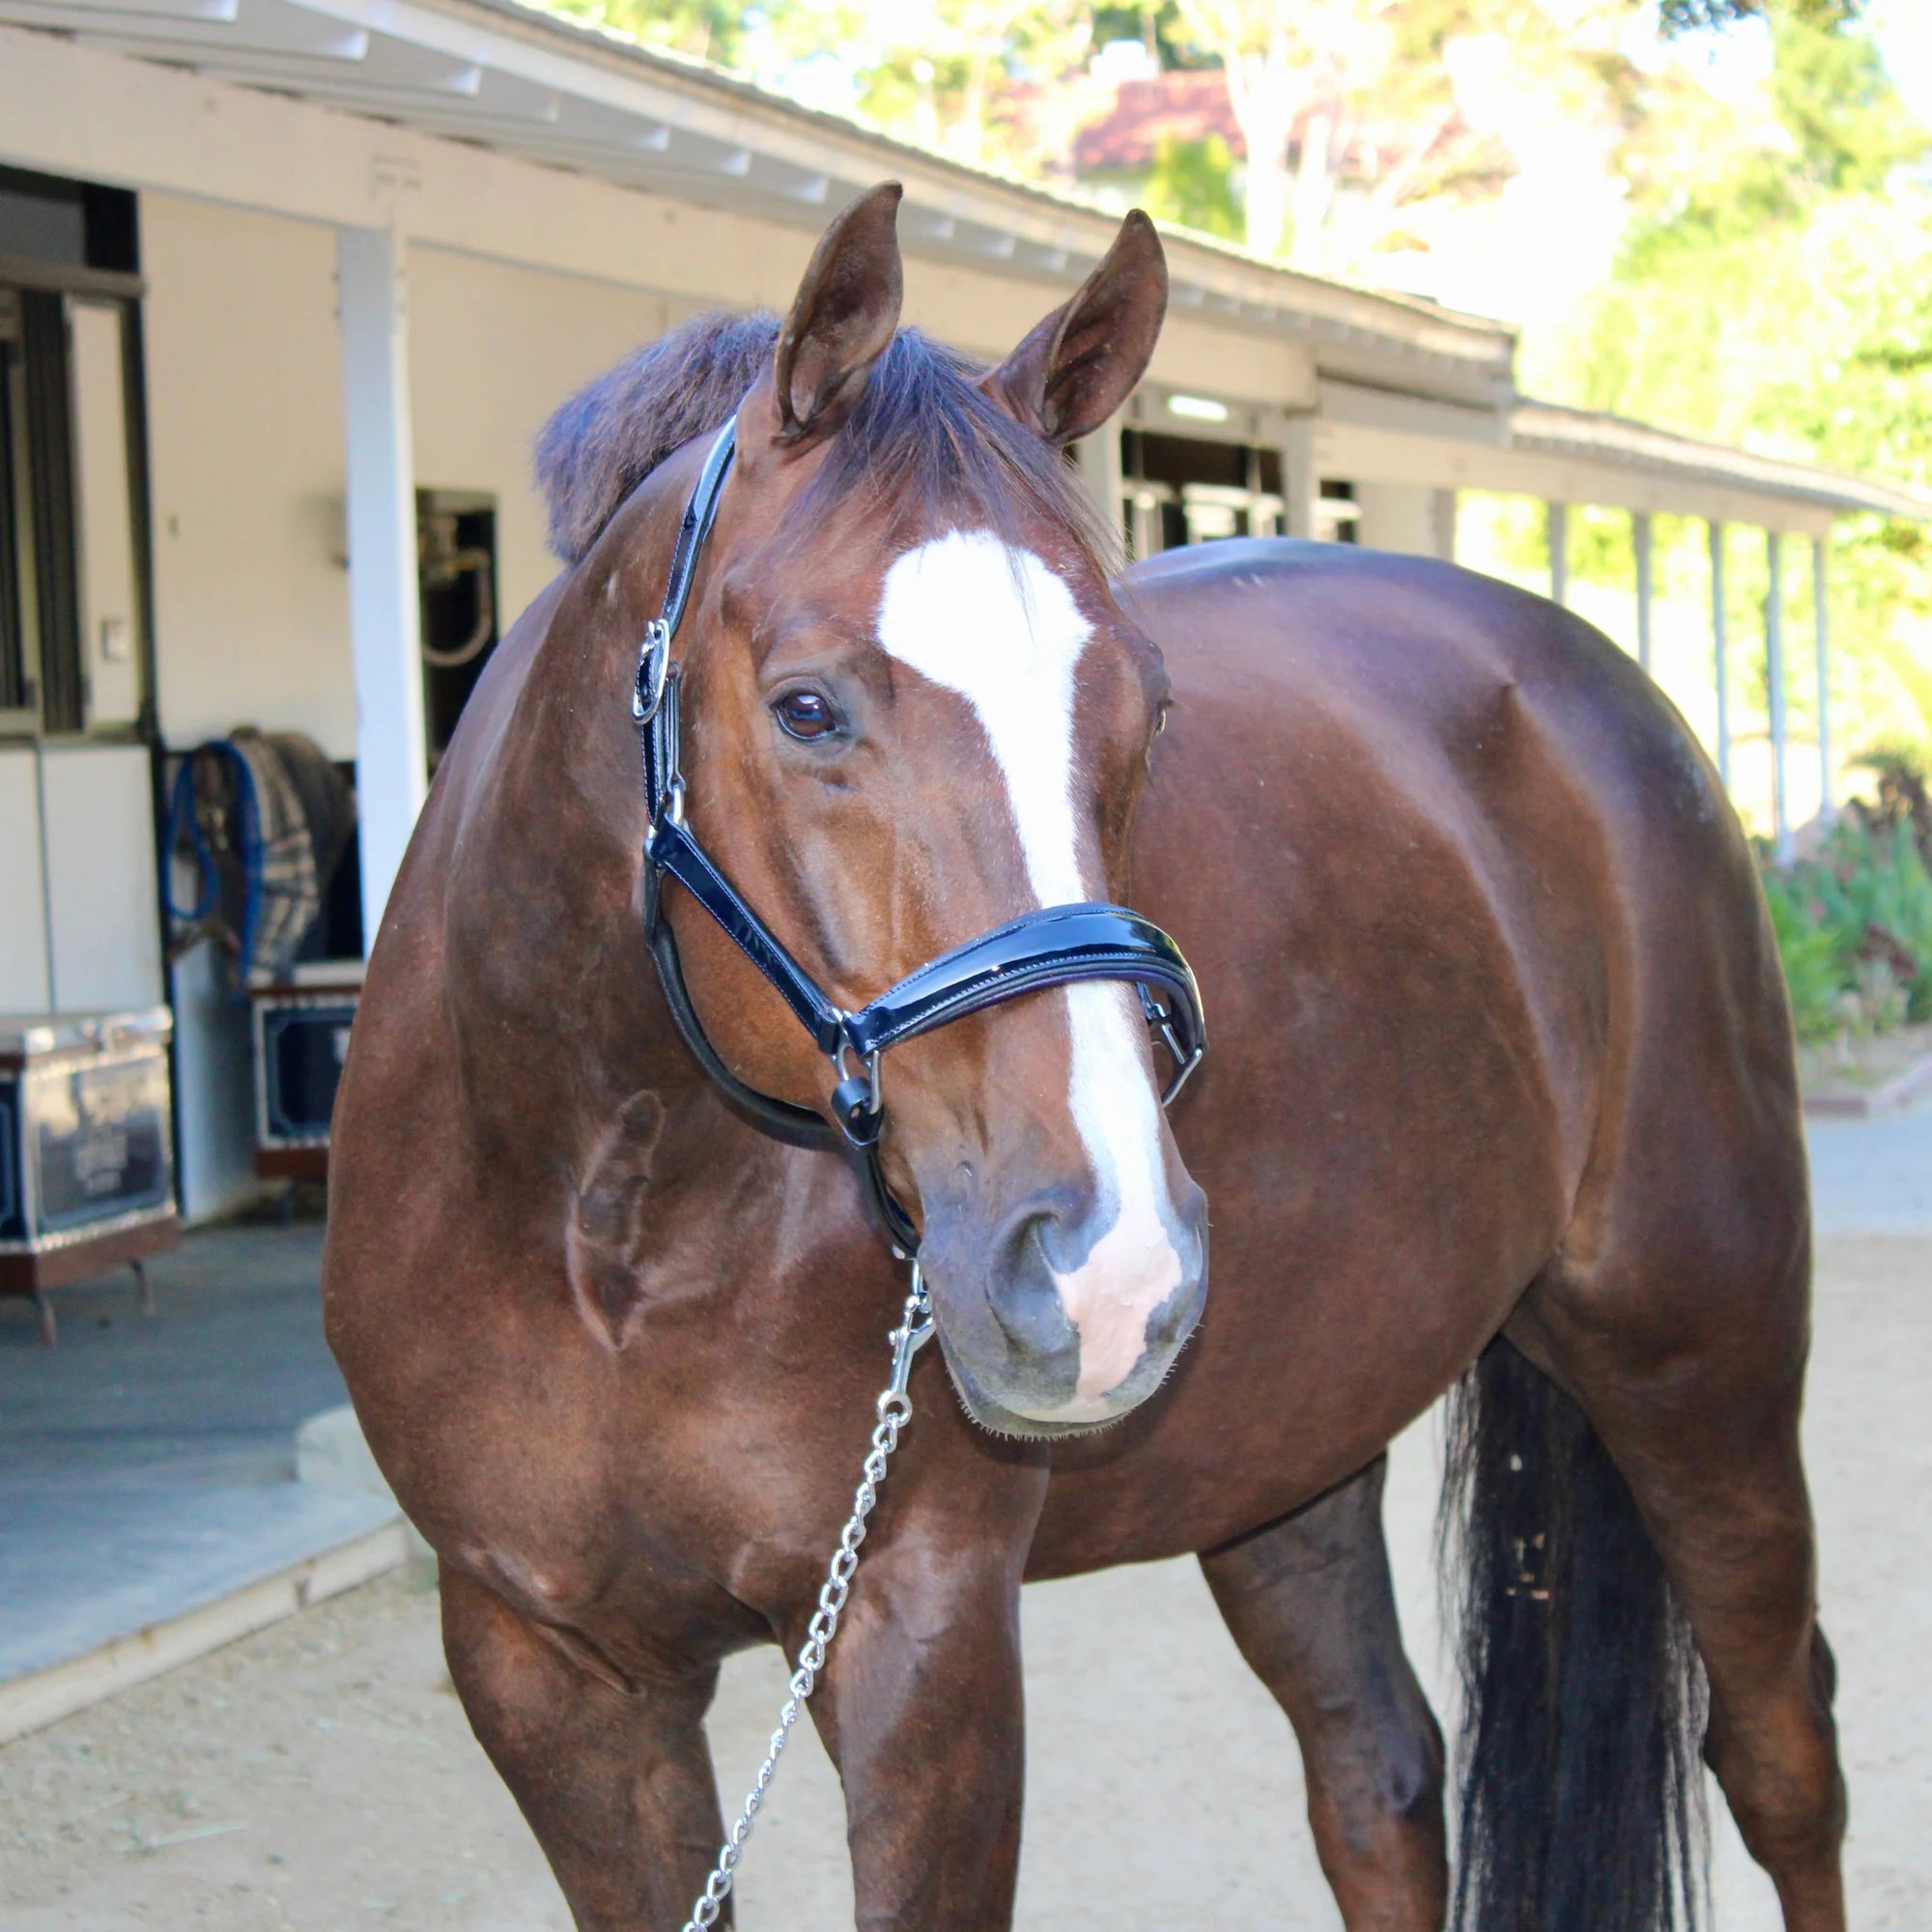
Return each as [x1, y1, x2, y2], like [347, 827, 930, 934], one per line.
[165, 729, 357, 985]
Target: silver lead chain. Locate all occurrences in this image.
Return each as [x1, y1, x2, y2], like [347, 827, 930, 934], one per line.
[681, 1264, 935, 1932]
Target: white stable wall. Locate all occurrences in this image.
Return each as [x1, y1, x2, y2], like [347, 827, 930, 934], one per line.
[408, 246, 674, 623]
[142, 202, 693, 762]
[143, 194, 355, 757]
[1354, 481, 1447, 558]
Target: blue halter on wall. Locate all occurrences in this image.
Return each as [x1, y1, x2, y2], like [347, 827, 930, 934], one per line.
[633, 415, 1207, 1258]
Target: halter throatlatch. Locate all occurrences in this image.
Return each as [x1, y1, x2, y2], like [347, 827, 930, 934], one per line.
[635, 415, 1207, 1258]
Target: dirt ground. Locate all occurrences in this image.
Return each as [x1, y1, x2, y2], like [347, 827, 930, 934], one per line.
[2, 1232, 1927, 1931]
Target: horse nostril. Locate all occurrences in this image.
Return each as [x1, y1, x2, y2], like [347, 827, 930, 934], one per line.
[1143, 1272, 1205, 1351]
[985, 1212, 1078, 1355]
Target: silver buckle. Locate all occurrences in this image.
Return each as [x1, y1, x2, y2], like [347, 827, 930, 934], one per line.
[1140, 986, 1201, 1106]
[632, 618, 672, 724]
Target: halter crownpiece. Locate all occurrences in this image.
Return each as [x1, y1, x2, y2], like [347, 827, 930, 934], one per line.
[634, 414, 1207, 1257]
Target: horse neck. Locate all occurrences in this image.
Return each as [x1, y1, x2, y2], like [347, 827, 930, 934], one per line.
[440, 497, 714, 1156]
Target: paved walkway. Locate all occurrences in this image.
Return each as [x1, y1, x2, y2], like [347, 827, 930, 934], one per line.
[0, 1115, 1923, 1928]
[0, 1225, 394, 1685]
[1808, 1102, 1932, 1236]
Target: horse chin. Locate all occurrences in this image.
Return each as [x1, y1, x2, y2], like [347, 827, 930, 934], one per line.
[935, 1332, 1137, 1442]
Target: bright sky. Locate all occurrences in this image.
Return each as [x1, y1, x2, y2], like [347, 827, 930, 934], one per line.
[1873, 0, 1932, 130]
[1680, 1, 1932, 127]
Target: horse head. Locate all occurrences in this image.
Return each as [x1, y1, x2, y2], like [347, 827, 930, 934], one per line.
[590, 185, 1207, 1436]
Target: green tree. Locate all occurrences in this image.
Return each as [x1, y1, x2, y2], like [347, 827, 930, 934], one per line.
[832, 0, 1095, 171]
[1529, 0, 1932, 753]
[543, 0, 750, 64]
[1161, 0, 1635, 275]
[1141, 131, 1242, 240]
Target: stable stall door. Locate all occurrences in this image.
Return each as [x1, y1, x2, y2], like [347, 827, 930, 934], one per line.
[40, 742, 160, 1011]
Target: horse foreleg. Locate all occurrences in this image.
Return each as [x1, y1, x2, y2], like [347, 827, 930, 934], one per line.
[440, 1567, 728, 1931]
[1200, 1454, 1447, 1932]
[803, 1543, 1028, 1932]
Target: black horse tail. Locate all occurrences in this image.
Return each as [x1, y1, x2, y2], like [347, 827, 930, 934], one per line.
[1439, 1336, 1708, 1932]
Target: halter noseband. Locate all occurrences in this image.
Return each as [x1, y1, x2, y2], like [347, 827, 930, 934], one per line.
[634, 415, 1207, 1258]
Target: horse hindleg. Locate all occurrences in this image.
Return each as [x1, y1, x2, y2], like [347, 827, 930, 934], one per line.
[440, 1568, 727, 1932]
[1200, 1456, 1447, 1932]
[1521, 1264, 1847, 1932]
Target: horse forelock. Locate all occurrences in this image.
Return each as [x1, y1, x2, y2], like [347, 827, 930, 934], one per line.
[533, 315, 1113, 575]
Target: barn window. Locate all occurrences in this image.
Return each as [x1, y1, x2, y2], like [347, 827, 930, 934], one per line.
[0, 165, 146, 741]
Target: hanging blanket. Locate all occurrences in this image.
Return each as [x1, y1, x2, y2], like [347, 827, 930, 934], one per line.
[165, 728, 357, 987]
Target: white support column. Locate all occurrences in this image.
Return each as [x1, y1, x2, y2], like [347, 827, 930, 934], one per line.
[1766, 528, 1791, 863]
[1432, 488, 1458, 562]
[1813, 535, 1833, 826]
[337, 222, 426, 954]
[1548, 500, 1569, 607]
[1280, 414, 1318, 540]
[1710, 521, 1731, 789]
[1633, 510, 1654, 675]
[1074, 423, 1125, 556]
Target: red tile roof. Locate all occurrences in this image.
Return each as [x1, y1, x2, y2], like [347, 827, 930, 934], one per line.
[1074, 70, 1242, 173]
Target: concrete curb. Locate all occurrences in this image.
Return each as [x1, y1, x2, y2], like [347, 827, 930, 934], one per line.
[0, 1520, 408, 1747]
[1804, 1047, 1932, 1120]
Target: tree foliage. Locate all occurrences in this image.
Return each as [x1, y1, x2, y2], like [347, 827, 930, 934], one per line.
[1658, 0, 1864, 33]
[1532, 0, 1932, 755]
[1162, 0, 1497, 269]
[836, 0, 1096, 169]
[1142, 131, 1243, 239]
[543, 0, 751, 64]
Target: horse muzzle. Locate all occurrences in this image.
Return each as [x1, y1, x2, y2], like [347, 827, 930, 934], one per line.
[922, 1178, 1208, 1437]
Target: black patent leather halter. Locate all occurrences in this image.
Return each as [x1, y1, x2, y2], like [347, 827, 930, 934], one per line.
[634, 415, 1206, 1258]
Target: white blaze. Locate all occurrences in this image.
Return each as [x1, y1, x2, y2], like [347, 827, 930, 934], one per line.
[875, 529, 1184, 1414]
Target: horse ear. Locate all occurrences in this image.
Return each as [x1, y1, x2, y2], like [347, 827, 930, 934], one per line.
[979, 210, 1167, 447]
[764, 182, 904, 446]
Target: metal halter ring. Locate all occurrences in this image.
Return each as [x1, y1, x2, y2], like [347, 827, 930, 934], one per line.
[829, 1041, 885, 1150]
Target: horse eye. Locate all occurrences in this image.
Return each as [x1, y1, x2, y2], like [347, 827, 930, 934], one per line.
[774, 690, 838, 742]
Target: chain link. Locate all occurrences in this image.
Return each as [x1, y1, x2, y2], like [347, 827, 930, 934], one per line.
[680, 1264, 935, 1932]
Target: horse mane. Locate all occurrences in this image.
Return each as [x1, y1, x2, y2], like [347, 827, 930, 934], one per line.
[534, 309, 1109, 569]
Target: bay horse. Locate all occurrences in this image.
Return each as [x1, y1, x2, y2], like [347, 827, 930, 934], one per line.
[323, 184, 1845, 1931]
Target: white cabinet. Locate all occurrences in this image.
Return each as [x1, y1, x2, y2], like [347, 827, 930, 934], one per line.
[2, 742, 160, 1015]
[0, 744, 52, 1010]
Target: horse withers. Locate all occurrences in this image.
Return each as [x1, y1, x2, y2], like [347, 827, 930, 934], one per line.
[324, 185, 1846, 1932]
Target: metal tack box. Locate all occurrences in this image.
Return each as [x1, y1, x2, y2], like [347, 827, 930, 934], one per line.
[248, 962, 364, 1180]
[0, 1007, 179, 1338]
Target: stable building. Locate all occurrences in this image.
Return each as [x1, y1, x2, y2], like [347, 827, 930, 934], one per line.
[1, 0, 1928, 1237]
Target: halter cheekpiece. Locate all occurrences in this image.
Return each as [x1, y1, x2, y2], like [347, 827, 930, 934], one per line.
[635, 414, 1207, 1257]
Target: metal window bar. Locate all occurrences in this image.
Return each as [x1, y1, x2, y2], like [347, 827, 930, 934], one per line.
[0, 298, 26, 718]
[20, 289, 80, 733]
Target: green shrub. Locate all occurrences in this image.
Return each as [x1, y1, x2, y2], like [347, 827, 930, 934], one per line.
[1762, 870, 1857, 1039]
[1758, 816, 1932, 1035]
